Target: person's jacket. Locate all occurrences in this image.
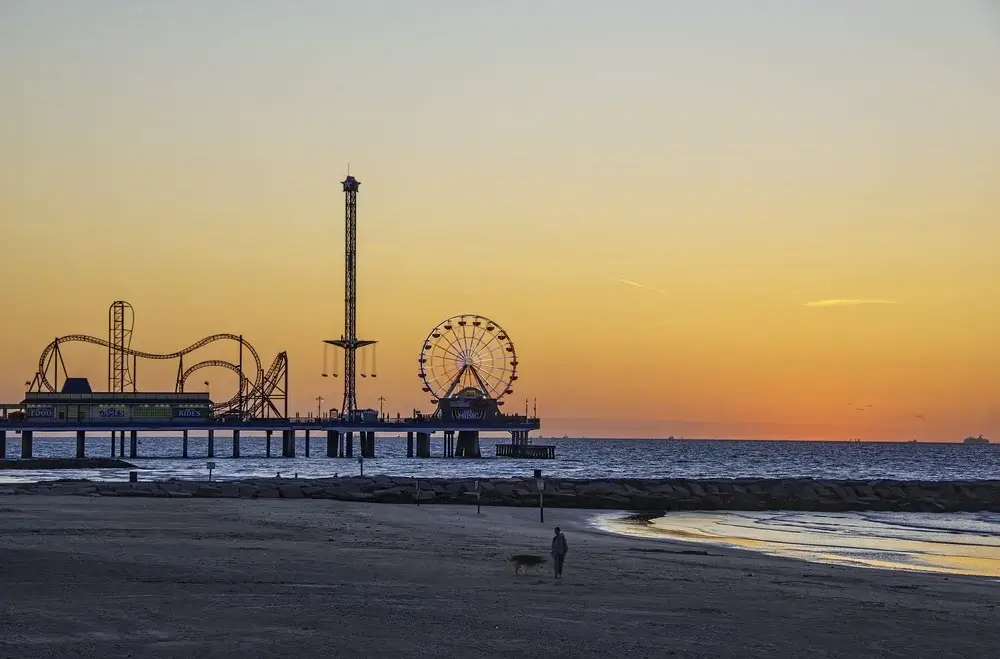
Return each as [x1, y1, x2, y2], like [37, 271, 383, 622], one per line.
[551, 533, 568, 556]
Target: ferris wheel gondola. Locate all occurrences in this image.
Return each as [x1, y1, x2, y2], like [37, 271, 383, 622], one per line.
[418, 314, 518, 403]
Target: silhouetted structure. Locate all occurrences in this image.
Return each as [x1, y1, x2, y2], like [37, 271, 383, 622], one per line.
[325, 174, 377, 422]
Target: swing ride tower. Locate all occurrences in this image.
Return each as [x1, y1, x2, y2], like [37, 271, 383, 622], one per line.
[324, 174, 377, 420]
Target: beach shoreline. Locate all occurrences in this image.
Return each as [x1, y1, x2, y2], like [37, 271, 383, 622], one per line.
[599, 509, 1000, 579]
[0, 496, 997, 658]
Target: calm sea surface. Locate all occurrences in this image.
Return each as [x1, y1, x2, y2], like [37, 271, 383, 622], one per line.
[1, 434, 997, 483]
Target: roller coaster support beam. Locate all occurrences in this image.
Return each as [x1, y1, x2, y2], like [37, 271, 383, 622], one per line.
[175, 354, 184, 393]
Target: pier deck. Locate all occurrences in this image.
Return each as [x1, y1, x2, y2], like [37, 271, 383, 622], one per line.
[0, 416, 540, 434]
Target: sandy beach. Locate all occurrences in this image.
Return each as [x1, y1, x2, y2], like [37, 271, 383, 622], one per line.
[0, 497, 998, 658]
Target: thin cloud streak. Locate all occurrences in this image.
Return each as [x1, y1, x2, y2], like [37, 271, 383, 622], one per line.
[617, 278, 668, 295]
[804, 299, 897, 307]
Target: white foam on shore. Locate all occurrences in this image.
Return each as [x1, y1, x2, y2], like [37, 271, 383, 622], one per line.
[596, 510, 1000, 578]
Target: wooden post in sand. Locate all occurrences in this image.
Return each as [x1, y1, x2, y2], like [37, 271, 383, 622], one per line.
[537, 477, 545, 523]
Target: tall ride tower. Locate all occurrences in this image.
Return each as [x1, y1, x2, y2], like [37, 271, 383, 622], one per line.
[325, 175, 376, 419]
[108, 300, 136, 393]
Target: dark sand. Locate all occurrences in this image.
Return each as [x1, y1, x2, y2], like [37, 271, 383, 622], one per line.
[0, 497, 997, 658]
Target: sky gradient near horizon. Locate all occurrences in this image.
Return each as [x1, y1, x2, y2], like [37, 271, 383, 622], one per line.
[1, 1, 998, 440]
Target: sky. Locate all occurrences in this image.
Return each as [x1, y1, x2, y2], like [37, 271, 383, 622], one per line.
[1, 0, 998, 441]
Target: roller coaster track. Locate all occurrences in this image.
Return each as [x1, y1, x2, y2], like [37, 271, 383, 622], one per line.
[35, 334, 264, 413]
[176, 360, 253, 413]
[244, 352, 289, 419]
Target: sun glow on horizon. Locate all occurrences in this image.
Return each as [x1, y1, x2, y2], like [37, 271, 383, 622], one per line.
[0, 1, 997, 441]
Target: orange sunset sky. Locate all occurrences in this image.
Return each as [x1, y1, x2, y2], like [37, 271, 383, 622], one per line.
[1, 1, 997, 441]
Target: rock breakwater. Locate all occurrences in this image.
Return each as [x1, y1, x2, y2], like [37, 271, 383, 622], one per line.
[0, 458, 137, 470]
[5, 476, 1000, 513]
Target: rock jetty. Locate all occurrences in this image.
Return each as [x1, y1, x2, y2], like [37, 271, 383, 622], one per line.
[0, 458, 137, 470]
[4, 476, 1000, 513]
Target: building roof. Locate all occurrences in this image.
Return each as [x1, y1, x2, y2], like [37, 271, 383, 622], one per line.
[61, 377, 93, 394]
[23, 391, 213, 405]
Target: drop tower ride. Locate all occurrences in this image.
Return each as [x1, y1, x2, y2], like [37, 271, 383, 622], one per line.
[325, 175, 376, 420]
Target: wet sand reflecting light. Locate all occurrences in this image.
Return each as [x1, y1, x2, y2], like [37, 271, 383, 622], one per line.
[599, 510, 1000, 578]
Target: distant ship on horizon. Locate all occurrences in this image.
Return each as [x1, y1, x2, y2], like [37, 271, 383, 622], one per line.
[963, 435, 990, 445]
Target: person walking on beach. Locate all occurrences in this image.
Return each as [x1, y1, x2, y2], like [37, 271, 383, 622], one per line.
[551, 527, 568, 578]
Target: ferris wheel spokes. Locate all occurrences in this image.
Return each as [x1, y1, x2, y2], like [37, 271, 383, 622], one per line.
[418, 314, 518, 403]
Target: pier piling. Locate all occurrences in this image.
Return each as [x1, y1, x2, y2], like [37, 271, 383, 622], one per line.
[456, 430, 481, 458]
[21, 430, 32, 459]
[495, 430, 555, 458]
[0, 417, 539, 462]
[416, 432, 430, 458]
[281, 429, 296, 458]
[360, 431, 375, 458]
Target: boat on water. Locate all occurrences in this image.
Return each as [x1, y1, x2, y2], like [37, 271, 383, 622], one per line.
[963, 435, 990, 445]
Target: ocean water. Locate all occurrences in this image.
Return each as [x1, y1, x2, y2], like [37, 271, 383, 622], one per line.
[1, 434, 998, 483]
[598, 510, 1000, 578]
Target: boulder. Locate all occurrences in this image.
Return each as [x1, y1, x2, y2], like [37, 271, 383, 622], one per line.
[278, 485, 304, 499]
[372, 487, 408, 504]
[116, 488, 154, 497]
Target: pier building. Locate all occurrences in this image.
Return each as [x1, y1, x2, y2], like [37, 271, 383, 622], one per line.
[23, 378, 212, 424]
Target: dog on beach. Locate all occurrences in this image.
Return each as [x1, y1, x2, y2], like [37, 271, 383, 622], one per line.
[508, 554, 547, 575]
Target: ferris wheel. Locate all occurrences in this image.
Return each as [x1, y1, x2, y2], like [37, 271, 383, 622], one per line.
[418, 314, 518, 403]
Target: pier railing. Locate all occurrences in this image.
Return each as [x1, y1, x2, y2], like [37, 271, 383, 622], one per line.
[0, 415, 542, 432]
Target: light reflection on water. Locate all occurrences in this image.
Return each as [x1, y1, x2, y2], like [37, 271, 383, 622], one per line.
[598, 511, 1000, 578]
